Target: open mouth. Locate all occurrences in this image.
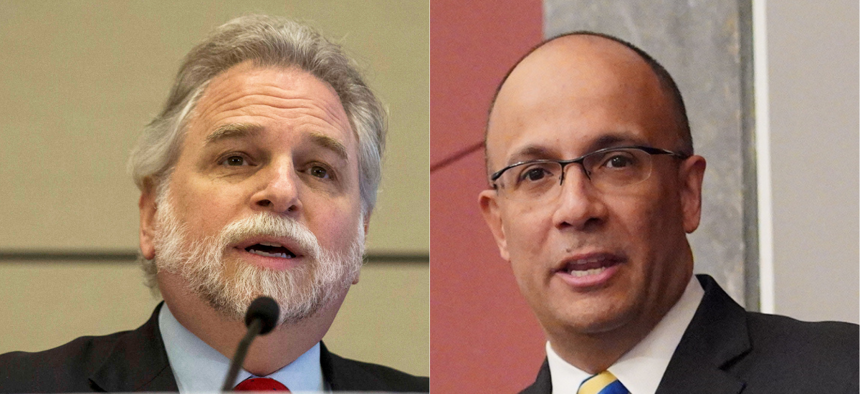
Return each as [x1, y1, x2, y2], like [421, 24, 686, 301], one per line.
[245, 242, 297, 259]
[559, 254, 621, 277]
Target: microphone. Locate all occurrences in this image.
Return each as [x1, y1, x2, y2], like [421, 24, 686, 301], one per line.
[221, 296, 280, 391]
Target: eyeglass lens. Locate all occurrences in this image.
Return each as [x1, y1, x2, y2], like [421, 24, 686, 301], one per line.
[498, 148, 656, 201]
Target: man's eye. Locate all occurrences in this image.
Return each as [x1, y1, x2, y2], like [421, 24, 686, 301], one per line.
[604, 154, 636, 168]
[308, 165, 330, 179]
[221, 155, 247, 166]
[517, 164, 554, 183]
[522, 168, 548, 181]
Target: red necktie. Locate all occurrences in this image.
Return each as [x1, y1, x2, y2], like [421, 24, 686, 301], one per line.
[233, 377, 290, 391]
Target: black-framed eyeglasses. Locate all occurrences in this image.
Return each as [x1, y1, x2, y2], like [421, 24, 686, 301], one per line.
[490, 146, 689, 202]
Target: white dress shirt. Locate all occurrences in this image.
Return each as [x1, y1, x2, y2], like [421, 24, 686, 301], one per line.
[159, 304, 326, 393]
[547, 276, 704, 394]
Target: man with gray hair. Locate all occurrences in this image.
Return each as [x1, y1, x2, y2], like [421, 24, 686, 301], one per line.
[0, 15, 427, 393]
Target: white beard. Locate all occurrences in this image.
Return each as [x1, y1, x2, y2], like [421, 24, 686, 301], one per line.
[152, 187, 364, 326]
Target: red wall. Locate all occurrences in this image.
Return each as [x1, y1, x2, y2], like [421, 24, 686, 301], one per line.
[430, 1, 545, 392]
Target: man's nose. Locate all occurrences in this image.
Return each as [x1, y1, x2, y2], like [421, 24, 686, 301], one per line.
[552, 165, 607, 231]
[251, 159, 302, 215]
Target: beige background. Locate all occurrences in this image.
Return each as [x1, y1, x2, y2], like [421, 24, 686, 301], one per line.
[0, 0, 429, 376]
[766, 0, 858, 323]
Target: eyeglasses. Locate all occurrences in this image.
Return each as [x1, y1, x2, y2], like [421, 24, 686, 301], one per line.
[490, 146, 689, 202]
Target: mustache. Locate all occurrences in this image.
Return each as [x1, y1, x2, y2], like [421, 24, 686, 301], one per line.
[217, 213, 322, 261]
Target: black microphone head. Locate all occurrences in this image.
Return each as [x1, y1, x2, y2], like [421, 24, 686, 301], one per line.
[245, 296, 280, 335]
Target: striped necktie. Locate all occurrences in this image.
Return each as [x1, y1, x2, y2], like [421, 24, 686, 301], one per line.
[577, 371, 628, 394]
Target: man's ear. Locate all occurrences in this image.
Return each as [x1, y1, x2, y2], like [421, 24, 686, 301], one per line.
[353, 211, 372, 285]
[679, 155, 707, 233]
[478, 189, 510, 261]
[139, 181, 158, 260]
[362, 210, 371, 239]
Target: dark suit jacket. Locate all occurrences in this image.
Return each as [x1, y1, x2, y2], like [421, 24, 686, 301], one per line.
[0, 304, 428, 393]
[521, 275, 859, 394]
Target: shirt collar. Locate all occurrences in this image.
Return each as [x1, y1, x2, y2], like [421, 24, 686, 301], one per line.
[159, 303, 325, 393]
[547, 276, 704, 394]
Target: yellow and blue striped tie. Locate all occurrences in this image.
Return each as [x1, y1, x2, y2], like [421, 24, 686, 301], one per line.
[577, 371, 628, 394]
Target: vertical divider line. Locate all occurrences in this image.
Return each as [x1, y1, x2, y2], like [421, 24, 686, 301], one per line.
[753, 0, 774, 314]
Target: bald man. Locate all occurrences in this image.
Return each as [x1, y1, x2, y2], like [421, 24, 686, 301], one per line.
[479, 32, 858, 394]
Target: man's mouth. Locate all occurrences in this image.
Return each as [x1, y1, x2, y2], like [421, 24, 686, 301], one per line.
[558, 254, 622, 277]
[245, 242, 297, 259]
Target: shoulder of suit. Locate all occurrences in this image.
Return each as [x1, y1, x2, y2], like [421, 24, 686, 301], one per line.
[323, 350, 429, 393]
[738, 311, 858, 391]
[0, 330, 131, 392]
[745, 311, 858, 355]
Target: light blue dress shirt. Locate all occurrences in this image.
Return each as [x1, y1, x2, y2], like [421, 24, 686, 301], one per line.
[158, 304, 326, 393]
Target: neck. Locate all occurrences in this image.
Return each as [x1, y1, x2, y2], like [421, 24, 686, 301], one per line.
[548, 262, 693, 374]
[158, 272, 346, 375]
[549, 322, 656, 374]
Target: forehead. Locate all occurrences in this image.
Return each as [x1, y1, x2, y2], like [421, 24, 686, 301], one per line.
[486, 36, 676, 166]
[186, 61, 354, 149]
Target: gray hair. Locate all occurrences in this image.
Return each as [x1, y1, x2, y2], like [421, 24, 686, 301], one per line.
[128, 14, 386, 216]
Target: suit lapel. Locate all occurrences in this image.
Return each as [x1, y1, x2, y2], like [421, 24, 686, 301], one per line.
[655, 275, 749, 394]
[322, 341, 401, 391]
[519, 359, 552, 394]
[89, 303, 178, 392]
[320, 341, 367, 391]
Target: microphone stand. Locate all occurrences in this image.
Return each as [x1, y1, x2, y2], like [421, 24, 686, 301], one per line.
[221, 318, 263, 392]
